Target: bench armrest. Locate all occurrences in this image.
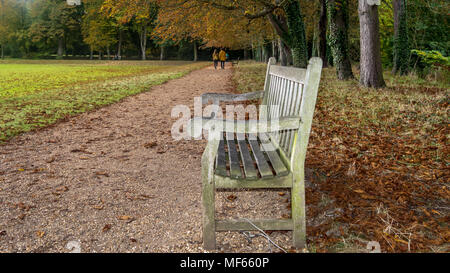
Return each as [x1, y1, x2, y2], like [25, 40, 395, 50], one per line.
[201, 91, 263, 104]
[188, 116, 300, 137]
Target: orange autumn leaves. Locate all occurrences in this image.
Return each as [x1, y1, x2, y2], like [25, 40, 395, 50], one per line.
[304, 76, 449, 252]
[154, 0, 275, 48]
[101, 0, 275, 48]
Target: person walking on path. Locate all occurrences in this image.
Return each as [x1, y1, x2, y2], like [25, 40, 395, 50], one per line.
[219, 48, 227, 69]
[212, 49, 219, 69]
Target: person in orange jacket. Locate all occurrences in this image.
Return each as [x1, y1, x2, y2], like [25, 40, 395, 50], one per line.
[219, 48, 227, 69]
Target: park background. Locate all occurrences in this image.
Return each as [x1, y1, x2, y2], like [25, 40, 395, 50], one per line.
[0, 0, 448, 253]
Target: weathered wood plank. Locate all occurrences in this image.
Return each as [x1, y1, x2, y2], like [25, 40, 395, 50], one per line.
[201, 133, 220, 250]
[236, 133, 258, 180]
[216, 219, 293, 231]
[214, 173, 292, 189]
[226, 132, 242, 179]
[269, 65, 306, 83]
[215, 139, 228, 177]
[259, 133, 289, 177]
[247, 133, 273, 178]
[291, 57, 323, 249]
[286, 83, 304, 156]
[202, 91, 264, 104]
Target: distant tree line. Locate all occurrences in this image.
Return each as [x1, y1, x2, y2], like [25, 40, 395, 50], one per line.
[0, 0, 448, 87]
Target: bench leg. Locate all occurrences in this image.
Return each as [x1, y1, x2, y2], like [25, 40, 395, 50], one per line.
[202, 161, 216, 250]
[292, 170, 306, 249]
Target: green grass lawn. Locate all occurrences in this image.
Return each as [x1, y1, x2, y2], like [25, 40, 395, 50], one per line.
[233, 61, 449, 253]
[0, 60, 207, 142]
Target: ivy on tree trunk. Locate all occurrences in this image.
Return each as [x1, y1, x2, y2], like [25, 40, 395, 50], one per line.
[266, 1, 307, 68]
[319, 0, 328, 67]
[283, 0, 308, 68]
[326, 0, 354, 80]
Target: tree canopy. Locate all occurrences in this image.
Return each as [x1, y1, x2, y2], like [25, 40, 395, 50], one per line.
[0, 0, 447, 81]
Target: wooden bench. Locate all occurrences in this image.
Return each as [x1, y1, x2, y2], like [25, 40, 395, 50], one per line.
[189, 57, 323, 250]
[231, 57, 240, 66]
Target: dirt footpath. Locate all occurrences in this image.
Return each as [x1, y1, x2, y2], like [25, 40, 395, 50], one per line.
[0, 64, 298, 253]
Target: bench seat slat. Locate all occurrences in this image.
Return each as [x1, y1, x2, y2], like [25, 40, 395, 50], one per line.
[226, 132, 242, 179]
[259, 133, 290, 176]
[236, 133, 258, 180]
[216, 219, 293, 231]
[247, 134, 273, 179]
[215, 139, 228, 177]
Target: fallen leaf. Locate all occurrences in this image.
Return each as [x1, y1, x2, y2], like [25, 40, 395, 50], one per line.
[45, 157, 55, 163]
[102, 224, 112, 232]
[144, 141, 157, 148]
[281, 214, 290, 219]
[226, 194, 237, 202]
[156, 148, 166, 154]
[36, 231, 45, 238]
[93, 205, 104, 210]
[55, 186, 69, 192]
[431, 210, 441, 216]
[32, 168, 45, 173]
[423, 208, 431, 217]
[95, 171, 109, 177]
[117, 215, 134, 222]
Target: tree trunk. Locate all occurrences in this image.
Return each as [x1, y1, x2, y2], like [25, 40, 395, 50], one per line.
[272, 40, 277, 60]
[117, 29, 122, 57]
[278, 38, 292, 66]
[312, 26, 319, 58]
[193, 41, 198, 61]
[107, 45, 110, 60]
[319, 0, 328, 67]
[244, 49, 248, 60]
[392, 0, 409, 75]
[263, 42, 270, 63]
[160, 45, 165, 60]
[139, 26, 147, 61]
[327, 0, 354, 80]
[278, 39, 287, 66]
[0, 0, 4, 59]
[57, 37, 64, 58]
[89, 47, 93, 60]
[359, 0, 386, 88]
[283, 0, 308, 68]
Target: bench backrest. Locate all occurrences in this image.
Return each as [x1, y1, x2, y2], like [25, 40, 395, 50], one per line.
[261, 57, 323, 166]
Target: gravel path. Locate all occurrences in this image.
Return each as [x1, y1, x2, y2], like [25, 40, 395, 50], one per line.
[0, 64, 302, 253]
